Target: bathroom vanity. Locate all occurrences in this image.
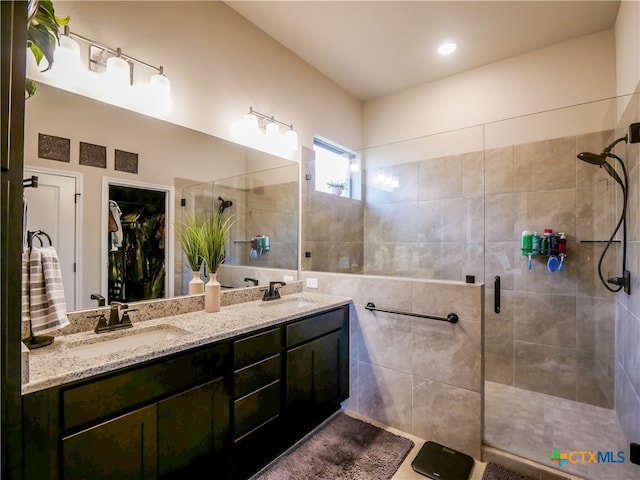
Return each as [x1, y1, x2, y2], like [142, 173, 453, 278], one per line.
[21, 293, 350, 480]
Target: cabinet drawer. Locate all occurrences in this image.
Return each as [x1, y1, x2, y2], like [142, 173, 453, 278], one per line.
[62, 342, 229, 431]
[286, 307, 346, 347]
[233, 380, 280, 439]
[234, 327, 280, 369]
[234, 354, 281, 399]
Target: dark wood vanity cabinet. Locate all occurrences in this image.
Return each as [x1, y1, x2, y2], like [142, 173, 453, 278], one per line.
[22, 304, 349, 480]
[23, 342, 231, 480]
[285, 308, 349, 440]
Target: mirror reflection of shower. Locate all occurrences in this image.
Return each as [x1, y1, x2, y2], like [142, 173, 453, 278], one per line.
[218, 196, 233, 214]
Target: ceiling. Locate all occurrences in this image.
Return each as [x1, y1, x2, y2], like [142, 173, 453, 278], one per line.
[225, 1, 621, 102]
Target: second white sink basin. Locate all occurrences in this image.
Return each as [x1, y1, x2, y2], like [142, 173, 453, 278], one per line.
[68, 326, 187, 359]
[259, 296, 318, 309]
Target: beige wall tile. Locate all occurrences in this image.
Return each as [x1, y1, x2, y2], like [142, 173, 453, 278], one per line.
[485, 146, 514, 195]
[514, 292, 576, 348]
[462, 151, 484, 198]
[485, 242, 515, 290]
[412, 317, 482, 391]
[357, 306, 413, 374]
[514, 136, 576, 192]
[485, 288, 514, 338]
[411, 282, 483, 323]
[357, 361, 413, 433]
[484, 335, 514, 384]
[412, 377, 482, 458]
[514, 342, 577, 400]
[485, 193, 515, 242]
[419, 155, 462, 201]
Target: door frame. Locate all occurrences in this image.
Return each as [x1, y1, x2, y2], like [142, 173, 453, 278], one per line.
[101, 177, 175, 301]
[24, 165, 83, 310]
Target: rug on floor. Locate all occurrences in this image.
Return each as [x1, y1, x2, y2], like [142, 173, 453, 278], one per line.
[254, 413, 414, 480]
[481, 462, 536, 480]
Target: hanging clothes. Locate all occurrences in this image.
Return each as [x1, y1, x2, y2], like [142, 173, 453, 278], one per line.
[109, 200, 123, 251]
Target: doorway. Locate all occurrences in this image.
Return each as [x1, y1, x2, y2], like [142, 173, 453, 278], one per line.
[102, 178, 174, 304]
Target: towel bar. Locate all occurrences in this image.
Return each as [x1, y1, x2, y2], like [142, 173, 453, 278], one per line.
[365, 302, 458, 324]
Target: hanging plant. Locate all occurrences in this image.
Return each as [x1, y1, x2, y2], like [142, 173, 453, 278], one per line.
[26, 0, 70, 98]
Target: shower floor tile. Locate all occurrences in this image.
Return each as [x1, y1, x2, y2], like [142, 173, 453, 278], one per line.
[484, 381, 638, 480]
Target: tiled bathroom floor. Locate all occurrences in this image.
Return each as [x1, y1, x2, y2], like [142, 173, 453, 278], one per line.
[484, 381, 637, 480]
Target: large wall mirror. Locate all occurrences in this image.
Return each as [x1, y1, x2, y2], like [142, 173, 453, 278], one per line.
[24, 82, 299, 312]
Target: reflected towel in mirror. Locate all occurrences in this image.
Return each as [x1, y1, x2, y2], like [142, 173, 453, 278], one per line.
[21, 246, 69, 335]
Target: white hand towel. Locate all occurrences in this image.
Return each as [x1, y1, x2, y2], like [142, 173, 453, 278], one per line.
[26, 246, 69, 335]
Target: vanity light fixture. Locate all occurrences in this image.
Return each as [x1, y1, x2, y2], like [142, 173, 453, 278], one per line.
[57, 26, 171, 106]
[241, 107, 298, 152]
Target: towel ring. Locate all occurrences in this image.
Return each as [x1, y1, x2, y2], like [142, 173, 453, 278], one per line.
[27, 230, 52, 248]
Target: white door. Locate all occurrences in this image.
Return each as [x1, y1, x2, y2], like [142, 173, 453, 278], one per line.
[24, 168, 79, 310]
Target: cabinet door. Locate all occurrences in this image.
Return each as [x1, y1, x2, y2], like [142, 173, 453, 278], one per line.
[157, 377, 229, 479]
[61, 404, 158, 480]
[286, 328, 348, 412]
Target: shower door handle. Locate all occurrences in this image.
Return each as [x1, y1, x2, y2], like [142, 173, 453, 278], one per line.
[494, 276, 500, 314]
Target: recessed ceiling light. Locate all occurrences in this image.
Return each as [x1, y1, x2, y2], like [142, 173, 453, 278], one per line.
[438, 41, 459, 55]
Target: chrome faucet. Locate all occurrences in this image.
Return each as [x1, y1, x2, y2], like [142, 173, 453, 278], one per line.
[262, 281, 286, 301]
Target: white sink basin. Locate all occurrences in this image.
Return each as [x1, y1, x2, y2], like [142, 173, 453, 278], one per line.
[68, 326, 187, 359]
[259, 296, 318, 309]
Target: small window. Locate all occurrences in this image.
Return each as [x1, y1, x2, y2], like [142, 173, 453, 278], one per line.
[313, 137, 360, 199]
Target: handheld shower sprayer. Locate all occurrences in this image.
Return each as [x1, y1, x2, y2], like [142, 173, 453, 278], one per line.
[577, 133, 630, 294]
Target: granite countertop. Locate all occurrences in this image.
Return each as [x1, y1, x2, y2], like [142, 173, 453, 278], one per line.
[23, 292, 351, 395]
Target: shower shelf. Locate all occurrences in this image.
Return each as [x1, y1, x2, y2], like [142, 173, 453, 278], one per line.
[580, 240, 621, 243]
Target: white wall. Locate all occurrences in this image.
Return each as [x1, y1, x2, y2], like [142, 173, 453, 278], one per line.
[49, 1, 364, 153]
[364, 29, 616, 147]
[616, 0, 640, 97]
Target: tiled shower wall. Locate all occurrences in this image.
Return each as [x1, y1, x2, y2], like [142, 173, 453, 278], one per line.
[301, 271, 484, 460]
[356, 132, 618, 409]
[174, 178, 298, 295]
[484, 131, 619, 409]
[615, 89, 640, 445]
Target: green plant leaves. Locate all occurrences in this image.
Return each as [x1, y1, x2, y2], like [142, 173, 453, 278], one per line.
[26, 0, 71, 97]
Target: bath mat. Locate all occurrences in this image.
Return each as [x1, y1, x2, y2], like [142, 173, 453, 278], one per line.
[254, 412, 414, 480]
[481, 463, 536, 480]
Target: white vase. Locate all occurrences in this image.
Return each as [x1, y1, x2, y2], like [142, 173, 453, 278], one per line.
[204, 272, 221, 313]
[188, 270, 204, 295]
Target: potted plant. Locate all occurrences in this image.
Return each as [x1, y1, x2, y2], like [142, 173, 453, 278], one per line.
[327, 180, 348, 196]
[176, 214, 205, 295]
[199, 212, 236, 312]
[26, 0, 70, 98]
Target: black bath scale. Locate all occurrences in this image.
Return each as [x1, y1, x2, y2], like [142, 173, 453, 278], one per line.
[411, 441, 474, 480]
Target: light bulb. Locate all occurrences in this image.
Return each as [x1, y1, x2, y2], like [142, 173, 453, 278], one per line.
[150, 71, 171, 112]
[106, 55, 130, 85]
[285, 129, 298, 151]
[54, 35, 81, 72]
[266, 121, 280, 139]
[243, 112, 259, 133]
